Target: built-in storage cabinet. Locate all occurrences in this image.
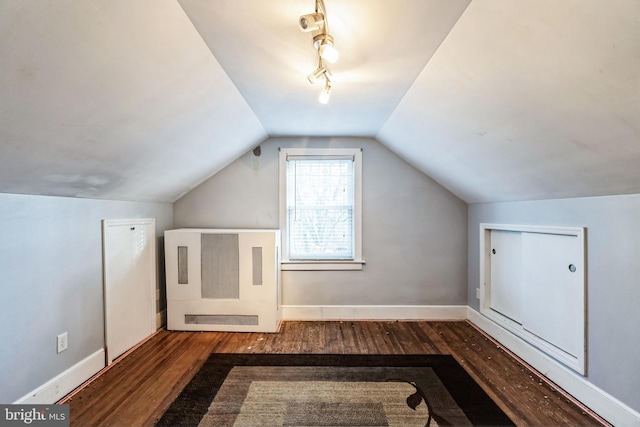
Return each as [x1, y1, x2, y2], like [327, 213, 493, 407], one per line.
[480, 224, 586, 374]
[165, 229, 281, 332]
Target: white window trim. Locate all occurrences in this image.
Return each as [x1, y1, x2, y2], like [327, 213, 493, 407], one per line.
[279, 147, 364, 271]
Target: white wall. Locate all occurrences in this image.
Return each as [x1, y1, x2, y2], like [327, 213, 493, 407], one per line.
[175, 137, 468, 307]
[0, 193, 172, 403]
[468, 194, 640, 415]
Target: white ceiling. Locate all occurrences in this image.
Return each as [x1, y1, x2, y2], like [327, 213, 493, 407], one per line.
[1, 0, 638, 203]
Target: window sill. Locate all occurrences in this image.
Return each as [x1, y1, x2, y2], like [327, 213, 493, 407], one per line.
[281, 260, 365, 271]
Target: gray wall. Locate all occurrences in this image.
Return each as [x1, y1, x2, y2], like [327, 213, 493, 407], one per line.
[175, 137, 468, 306]
[468, 194, 640, 414]
[0, 193, 172, 403]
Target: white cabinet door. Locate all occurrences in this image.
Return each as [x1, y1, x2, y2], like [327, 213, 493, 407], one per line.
[490, 230, 523, 323]
[103, 219, 156, 364]
[522, 232, 583, 358]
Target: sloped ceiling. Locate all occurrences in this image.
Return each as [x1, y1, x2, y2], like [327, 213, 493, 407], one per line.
[0, 1, 267, 202]
[379, 0, 640, 203]
[0, 0, 638, 203]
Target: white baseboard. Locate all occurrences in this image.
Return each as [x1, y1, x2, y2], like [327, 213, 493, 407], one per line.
[468, 308, 640, 427]
[14, 349, 106, 404]
[282, 305, 468, 321]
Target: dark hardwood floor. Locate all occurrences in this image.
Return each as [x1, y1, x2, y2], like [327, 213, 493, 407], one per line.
[62, 321, 607, 426]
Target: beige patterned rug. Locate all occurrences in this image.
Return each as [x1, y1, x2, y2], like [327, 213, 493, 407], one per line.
[157, 354, 514, 427]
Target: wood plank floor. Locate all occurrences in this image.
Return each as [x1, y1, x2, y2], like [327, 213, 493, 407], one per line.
[62, 321, 607, 426]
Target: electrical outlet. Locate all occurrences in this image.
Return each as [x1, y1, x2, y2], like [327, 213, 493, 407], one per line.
[57, 332, 68, 353]
[476, 288, 481, 299]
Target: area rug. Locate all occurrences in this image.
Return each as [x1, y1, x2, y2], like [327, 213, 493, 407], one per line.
[156, 354, 514, 427]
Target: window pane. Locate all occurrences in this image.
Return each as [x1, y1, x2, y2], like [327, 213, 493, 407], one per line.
[286, 158, 355, 260]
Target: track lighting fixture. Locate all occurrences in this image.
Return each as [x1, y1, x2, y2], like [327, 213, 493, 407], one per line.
[299, 0, 338, 103]
[307, 64, 327, 84]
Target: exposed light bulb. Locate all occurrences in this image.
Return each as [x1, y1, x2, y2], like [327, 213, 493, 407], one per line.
[319, 79, 331, 104]
[319, 43, 339, 63]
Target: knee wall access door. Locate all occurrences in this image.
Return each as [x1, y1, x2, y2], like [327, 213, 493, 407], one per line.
[480, 224, 586, 374]
[102, 218, 157, 365]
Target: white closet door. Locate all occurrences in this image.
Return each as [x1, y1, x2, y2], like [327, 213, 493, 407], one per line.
[490, 230, 523, 323]
[103, 219, 156, 364]
[522, 232, 583, 358]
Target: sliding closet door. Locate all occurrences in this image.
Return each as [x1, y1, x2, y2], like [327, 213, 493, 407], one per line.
[521, 232, 583, 358]
[481, 224, 586, 373]
[489, 230, 523, 323]
[103, 219, 156, 364]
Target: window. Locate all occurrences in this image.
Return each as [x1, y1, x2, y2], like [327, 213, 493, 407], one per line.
[279, 148, 363, 270]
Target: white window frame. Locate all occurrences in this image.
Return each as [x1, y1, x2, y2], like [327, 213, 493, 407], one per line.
[279, 147, 364, 271]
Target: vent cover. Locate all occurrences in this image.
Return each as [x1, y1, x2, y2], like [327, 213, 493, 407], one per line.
[185, 314, 259, 326]
[201, 234, 239, 299]
[252, 246, 263, 286]
[177, 246, 188, 284]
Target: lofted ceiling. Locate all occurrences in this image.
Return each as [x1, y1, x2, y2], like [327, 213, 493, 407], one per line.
[0, 0, 638, 204]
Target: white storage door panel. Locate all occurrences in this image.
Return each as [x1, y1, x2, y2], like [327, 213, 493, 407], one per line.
[103, 219, 156, 364]
[522, 232, 583, 358]
[489, 230, 523, 323]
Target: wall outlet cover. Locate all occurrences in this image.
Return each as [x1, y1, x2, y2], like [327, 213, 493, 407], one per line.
[57, 332, 68, 353]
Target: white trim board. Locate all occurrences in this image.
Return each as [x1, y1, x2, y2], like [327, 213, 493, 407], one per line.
[468, 308, 640, 427]
[282, 305, 468, 321]
[14, 349, 105, 404]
